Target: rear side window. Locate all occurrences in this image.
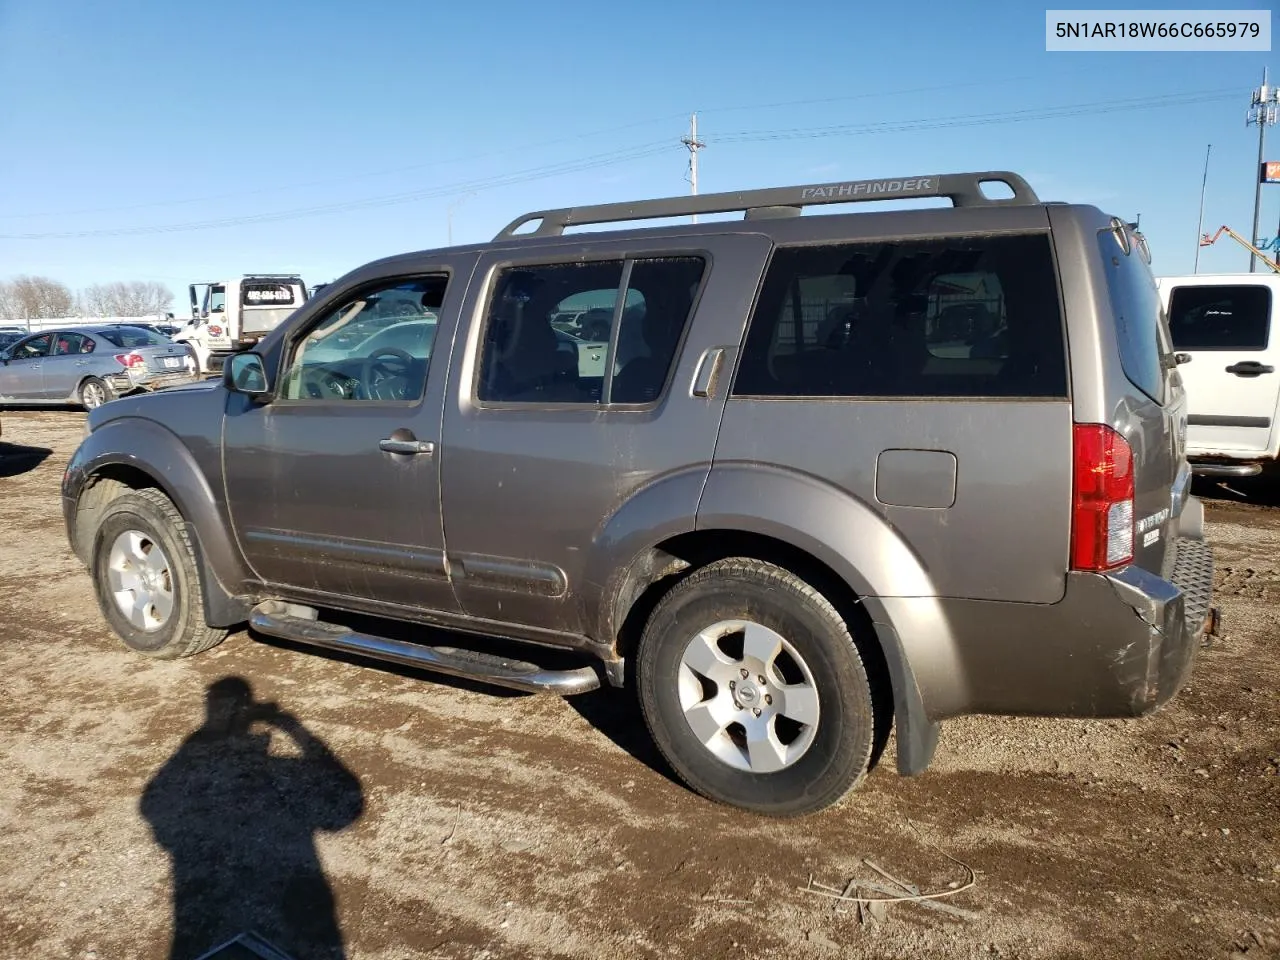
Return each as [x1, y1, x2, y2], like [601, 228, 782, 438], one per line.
[477, 256, 705, 405]
[1097, 232, 1171, 404]
[98, 326, 169, 348]
[1167, 284, 1271, 350]
[733, 234, 1067, 398]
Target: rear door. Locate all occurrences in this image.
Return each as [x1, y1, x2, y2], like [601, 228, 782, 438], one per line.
[439, 234, 771, 633]
[41, 332, 93, 399]
[1160, 278, 1279, 457]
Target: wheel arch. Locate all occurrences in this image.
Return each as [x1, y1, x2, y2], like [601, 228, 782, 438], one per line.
[600, 462, 956, 777]
[64, 418, 252, 627]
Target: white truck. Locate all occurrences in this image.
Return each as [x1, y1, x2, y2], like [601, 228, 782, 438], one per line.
[1156, 272, 1280, 478]
[175, 275, 308, 374]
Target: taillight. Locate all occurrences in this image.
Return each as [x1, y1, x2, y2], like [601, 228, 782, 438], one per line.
[114, 353, 145, 369]
[1071, 424, 1135, 571]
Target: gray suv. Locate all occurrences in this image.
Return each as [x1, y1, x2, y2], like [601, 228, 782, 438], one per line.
[62, 172, 1218, 817]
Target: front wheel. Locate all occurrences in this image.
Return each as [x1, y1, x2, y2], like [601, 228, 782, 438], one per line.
[90, 488, 227, 659]
[637, 558, 876, 818]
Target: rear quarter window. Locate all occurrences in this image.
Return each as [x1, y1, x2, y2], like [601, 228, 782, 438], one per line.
[1097, 231, 1171, 404]
[732, 233, 1068, 399]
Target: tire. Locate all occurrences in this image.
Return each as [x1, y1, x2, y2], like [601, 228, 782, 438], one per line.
[79, 377, 111, 410]
[90, 487, 228, 660]
[637, 558, 876, 818]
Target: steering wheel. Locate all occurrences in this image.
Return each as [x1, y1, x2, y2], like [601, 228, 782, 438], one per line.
[359, 347, 415, 400]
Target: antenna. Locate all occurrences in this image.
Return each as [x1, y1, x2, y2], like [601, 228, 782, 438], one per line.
[681, 113, 705, 224]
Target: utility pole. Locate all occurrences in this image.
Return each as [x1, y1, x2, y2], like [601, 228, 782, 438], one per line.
[1246, 68, 1278, 272]
[1194, 143, 1211, 274]
[681, 113, 705, 223]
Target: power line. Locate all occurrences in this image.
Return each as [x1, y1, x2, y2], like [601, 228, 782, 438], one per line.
[707, 88, 1240, 143]
[0, 76, 1035, 222]
[0, 142, 675, 240]
[0, 85, 1246, 241]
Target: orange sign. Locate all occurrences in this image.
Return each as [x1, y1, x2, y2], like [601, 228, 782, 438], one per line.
[1263, 161, 1280, 183]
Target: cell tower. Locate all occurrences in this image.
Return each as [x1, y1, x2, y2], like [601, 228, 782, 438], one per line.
[1246, 69, 1279, 272]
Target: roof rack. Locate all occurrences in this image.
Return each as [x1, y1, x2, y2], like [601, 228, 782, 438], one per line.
[494, 171, 1040, 240]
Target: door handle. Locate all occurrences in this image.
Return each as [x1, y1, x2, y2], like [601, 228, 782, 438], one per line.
[692, 348, 726, 398]
[379, 438, 434, 455]
[1225, 361, 1275, 377]
[74, 360, 89, 366]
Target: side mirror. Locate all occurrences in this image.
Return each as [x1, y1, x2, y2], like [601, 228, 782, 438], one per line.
[1175, 352, 1192, 365]
[224, 353, 270, 397]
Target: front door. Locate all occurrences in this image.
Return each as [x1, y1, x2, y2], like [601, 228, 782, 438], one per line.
[0, 333, 53, 400]
[1163, 279, 1280, 457]
[223, 262, 474, 614]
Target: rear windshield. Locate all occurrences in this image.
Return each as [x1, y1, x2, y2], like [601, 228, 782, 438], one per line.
[97, 326, 170, 348]
[1167, 284, 1272, 350]
[733, 233, 1068, 399]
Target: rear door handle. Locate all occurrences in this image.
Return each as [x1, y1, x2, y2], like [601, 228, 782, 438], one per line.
[379, 438, 434, 455]
[1225, 361, 1275, 376]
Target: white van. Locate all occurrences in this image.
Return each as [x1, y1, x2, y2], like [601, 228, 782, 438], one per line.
[1155, 273, 1279, 477]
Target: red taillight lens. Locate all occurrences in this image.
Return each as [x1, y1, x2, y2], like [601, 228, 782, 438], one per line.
[114, 352, 145, 369]
[1071, 424, 1135, 572]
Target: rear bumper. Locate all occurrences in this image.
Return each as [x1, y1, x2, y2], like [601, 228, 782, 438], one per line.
[924, 531, 1216, 721]
[106, 371, 201, 395]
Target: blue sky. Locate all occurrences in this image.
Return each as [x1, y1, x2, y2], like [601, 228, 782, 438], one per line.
[0, 0, 1274, 313]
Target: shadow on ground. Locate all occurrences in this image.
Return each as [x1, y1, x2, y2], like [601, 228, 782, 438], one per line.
[141, 676, 364, 960]
[0, 442, 52, 477]
[1194, 470, 1280, 510]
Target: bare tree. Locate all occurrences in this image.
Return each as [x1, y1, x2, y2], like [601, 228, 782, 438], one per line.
[78, 280, 174, 317]
[0, 281, 18, 321]
[77, 284, 114, 318]
[7, 275, 74, 319]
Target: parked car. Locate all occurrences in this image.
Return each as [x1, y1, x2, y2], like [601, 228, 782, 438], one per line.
[0, 325, 196, 409]
[63, 171, 1216, 817]
[1155, 272, 1280, 478]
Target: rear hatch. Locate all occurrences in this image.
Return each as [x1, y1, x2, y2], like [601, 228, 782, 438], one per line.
[1093, 223, 1186, 577]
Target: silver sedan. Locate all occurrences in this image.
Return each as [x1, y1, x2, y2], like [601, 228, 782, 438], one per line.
[0, 325, 197, 410]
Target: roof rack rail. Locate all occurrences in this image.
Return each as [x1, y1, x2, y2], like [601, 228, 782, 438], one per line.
[494, 171, 1039, 240]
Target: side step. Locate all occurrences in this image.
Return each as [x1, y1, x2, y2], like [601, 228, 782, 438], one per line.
[249, 601, 601, 696]
[1191, 461, 1263, 478]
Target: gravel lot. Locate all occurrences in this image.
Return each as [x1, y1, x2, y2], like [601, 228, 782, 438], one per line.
[0, 408, 1277, 960]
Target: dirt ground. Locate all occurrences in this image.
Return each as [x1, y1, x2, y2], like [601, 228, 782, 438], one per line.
[0, 408, 1277, 960]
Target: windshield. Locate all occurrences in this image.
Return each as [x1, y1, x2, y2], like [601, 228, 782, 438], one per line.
[97, 326, 171, 348]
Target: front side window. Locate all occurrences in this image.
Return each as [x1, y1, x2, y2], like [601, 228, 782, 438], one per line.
[209, 286, 226, 314]
[733, 234, 1067, 399]
[1167, 284, 1271, 351]
[477, 256, 704, 405]
[11, 334, 51, 359]
[278, 276, 446, 402]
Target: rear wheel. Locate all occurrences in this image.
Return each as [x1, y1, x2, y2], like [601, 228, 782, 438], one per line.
[79, 377, 110, 410]
[90, 488, 227, 659]
[636, 558, 876, 818]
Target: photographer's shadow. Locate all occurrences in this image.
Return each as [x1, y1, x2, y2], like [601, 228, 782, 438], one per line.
[140, 677, 364, 960]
